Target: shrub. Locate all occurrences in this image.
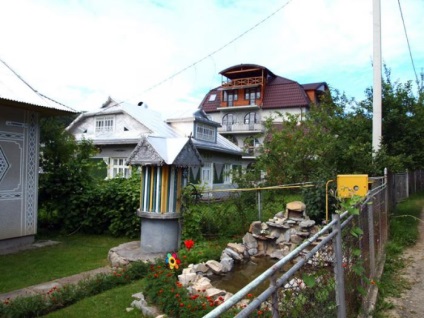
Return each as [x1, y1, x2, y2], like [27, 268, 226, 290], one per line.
[0, 262, 149, 317]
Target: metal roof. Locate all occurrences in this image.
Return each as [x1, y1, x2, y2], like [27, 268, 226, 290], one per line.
[0, 59, 76, 114]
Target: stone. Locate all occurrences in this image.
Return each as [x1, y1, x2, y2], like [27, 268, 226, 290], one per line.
[206, 260, 223, 274]
[223, 248, 243, 260]
[286, 201, 306, 212]
[268, 229, 281, 238]
[270, 249, 285, 259]
[275, 211, 285, 218]
[227, 242, 245, 254]
[284, 278, 306, 291]
[249, 221, 262, 235]
[290, 234, 303, 244]
[132, 292, 144, 300]
[299, 220, 316, 228]
[297, 231, 310, 238]
[178, 272, 197, 286]
[205, 287, 226, 298]
[243, 232, 258, 250]
[193, 263, 210, 274]
[220, 255, 234, 273]
[247, 248, 258, 256]
[191, 276, 213, 292]
[261, 223, 269, 230]
[284, 228, 297, 242]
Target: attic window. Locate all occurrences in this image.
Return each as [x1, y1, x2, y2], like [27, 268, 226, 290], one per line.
[195, 123, 216, 143]
[209, 94, 216, 101]
[95, 116, 114, 133]
[124, 127, 129, 131]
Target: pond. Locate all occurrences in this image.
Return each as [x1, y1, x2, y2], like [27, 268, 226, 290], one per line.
[209, 257, 291, 295]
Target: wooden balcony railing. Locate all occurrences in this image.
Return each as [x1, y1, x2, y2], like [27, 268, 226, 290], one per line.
[221, 76, 263, 88]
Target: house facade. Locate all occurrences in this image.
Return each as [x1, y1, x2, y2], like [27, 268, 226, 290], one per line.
[66, 98, 243, 190]
[198, 64, 328, 160]
[0, 59, 76, 252]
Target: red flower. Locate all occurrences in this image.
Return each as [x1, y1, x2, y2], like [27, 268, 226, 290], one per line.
[184, 239, 195, 251]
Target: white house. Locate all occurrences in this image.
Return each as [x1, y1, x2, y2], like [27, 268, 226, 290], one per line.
[66, 98, 243, 190]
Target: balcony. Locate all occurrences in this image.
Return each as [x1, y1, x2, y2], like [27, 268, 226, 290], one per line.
[218, 122, 264, 134]
[221, 76, 263, 89]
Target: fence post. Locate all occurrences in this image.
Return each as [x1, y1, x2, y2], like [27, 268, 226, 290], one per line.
[332, 213, 346, 318]
[270, 275, 279, 318]
[368, 201, 376, 278]
[257, 190, 262, 221]
[406, 169, 409, 198]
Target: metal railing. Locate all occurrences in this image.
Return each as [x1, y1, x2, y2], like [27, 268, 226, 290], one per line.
[201, 170, 424, 317]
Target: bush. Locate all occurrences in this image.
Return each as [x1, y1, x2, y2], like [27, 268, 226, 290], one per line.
[0, 262, 149, 318]
[39, 174, 141, 238]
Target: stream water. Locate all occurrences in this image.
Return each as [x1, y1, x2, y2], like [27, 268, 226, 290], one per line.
[209, 257, 290, 295]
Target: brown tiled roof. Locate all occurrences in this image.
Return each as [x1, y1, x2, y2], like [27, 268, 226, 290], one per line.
[302, 82, 328, 91]
[263, 76, 310, 109]
[199, 76, 312, 112]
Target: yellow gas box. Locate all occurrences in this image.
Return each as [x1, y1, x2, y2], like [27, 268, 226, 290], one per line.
[337, 174, 369, 198]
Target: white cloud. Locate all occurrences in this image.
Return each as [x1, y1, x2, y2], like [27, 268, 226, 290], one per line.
[1, 0, 423, 116]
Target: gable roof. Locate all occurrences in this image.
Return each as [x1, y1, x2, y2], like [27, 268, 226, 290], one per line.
[67, 98, 180, 141]
[0, 59, 76, 115]
[127, 136, 203, 167]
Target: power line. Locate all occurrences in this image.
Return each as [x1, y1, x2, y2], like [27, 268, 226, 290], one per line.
[0, 58, 76, 111]
[397, 0, 420, 89]
[119, 0, 295, 105]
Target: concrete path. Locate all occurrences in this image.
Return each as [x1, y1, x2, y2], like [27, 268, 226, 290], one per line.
[0, 266, 112, 302]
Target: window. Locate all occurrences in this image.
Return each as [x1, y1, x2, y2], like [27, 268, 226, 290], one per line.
[224, 164, 232, 184]
[95, 116, 114, 133]
[244, 112, 258, 129]
[244, 137, 261, 155]
[201, 163, 212, 186]
[244, 87, 260, 104]
[223, 90, 238, 106]
[195, 123, 216, 142]
[222, 114, 235, 131]
[209, 94, 217, 101]
[110, 158, 131, 178]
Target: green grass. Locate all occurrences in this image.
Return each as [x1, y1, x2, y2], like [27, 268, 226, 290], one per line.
[0, 233, 131, 293]
[42, 280, 147, 318]
[373, 191, 424, 317]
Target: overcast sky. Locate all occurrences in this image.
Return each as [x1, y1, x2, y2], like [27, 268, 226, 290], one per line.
[0, 0, 423, 117]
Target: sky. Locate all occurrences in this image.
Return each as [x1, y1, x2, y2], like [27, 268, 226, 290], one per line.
[0, 0, 423, 118]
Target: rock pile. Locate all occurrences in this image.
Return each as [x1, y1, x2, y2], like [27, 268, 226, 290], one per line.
[175, 201, 320, 296]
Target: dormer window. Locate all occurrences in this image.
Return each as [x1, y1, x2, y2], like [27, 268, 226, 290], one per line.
[95, 116, 114, 133]
[195, 123, 216, 143]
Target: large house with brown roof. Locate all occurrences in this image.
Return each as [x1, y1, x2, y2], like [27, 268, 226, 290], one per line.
[198, 64, 328, 161]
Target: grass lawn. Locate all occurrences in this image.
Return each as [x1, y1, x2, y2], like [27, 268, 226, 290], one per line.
[0, 233, 132, 293]
[43, 280, 147, 318]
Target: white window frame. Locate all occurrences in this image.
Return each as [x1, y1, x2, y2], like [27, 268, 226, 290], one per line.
[95, 116, 114, 133]
[196, 123, 216, 142]
[201, 163, 213, 186]
[110, 158, 131, 178]
[224, 164, 232, 184]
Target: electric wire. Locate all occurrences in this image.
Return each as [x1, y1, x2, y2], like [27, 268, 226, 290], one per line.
[397, 0, 420, 89]
[118, 0, 295, 105]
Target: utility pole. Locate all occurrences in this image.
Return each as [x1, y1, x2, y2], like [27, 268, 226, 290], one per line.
[372, 0, 382, 154]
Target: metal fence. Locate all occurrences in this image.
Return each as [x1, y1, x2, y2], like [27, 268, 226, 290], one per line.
[202, 170, 424, 318]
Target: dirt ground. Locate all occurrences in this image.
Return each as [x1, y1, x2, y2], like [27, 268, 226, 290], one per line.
[381, 209, 424, 317]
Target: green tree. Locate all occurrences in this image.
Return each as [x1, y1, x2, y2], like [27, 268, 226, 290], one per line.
[38, 116, 98, 227]
[360, 67, 424, 171]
